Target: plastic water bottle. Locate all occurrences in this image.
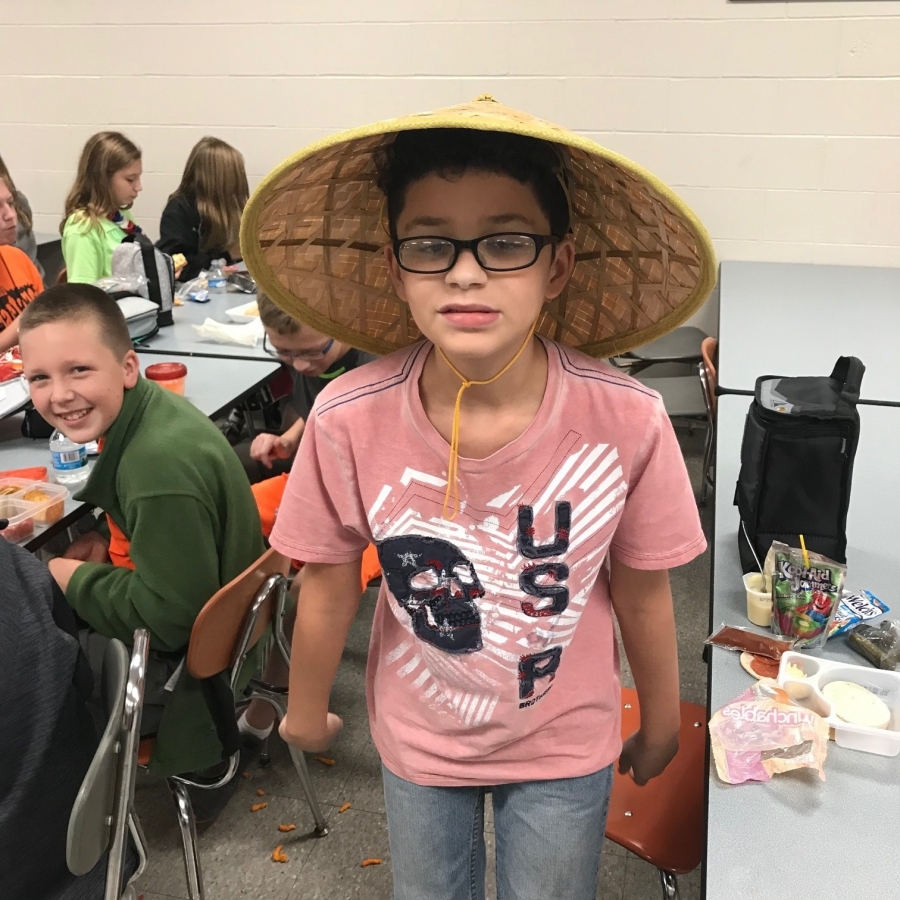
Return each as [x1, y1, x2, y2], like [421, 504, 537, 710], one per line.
[49, 429, 91, 485]
[208, 259, 227, 292]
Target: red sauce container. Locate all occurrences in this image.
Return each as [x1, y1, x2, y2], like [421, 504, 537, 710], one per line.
[145, 362, 188, 396]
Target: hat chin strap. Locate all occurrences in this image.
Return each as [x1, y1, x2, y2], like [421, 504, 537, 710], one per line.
[437, 321, 538, 521]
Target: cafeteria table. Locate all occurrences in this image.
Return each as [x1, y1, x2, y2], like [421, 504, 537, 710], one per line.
[717, 261, 900, 406]
[705, 394, 900, 898]
[0, 354, 278, 551]
[136, 290, 272, 362]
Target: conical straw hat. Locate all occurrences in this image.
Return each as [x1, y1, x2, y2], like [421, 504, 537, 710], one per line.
[241, 95, 716, 358]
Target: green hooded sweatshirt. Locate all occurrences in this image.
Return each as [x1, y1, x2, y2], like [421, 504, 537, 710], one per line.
[66, 376, 265, 775]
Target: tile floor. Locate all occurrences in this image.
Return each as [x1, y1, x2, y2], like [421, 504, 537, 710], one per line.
[135, 425, 712, 900]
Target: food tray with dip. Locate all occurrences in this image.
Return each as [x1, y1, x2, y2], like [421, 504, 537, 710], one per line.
[777, 650, 900, 757]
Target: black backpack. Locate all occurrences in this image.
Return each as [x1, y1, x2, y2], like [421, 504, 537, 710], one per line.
[735, 356, 865, 574]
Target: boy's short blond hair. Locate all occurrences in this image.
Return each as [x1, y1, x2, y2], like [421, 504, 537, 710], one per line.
[257, 292, 301, 336]
[19, 283, 133, 360]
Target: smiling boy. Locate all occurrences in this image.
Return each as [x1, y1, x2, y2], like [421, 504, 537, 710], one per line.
[242, 98, 715, 899]
[18, 283, 264, 778]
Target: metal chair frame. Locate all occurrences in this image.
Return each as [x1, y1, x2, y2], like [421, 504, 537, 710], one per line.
[153, 569, 327, 900]
[106, 630, 151, 900]
[243, 574, 328, 837]
[698, 358, 716, 506]
[67, 630, 150, 900]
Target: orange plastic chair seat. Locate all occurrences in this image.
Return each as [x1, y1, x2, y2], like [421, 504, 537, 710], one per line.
[605, 688, 707, 875]
[138, 738, 154, 768]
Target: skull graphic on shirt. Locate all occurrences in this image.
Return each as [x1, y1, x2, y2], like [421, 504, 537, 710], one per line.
[377, 535, 485, 654]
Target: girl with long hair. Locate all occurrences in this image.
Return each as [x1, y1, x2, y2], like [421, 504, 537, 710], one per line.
[61, 131, 142, 284]
[157, 136, 249, 281]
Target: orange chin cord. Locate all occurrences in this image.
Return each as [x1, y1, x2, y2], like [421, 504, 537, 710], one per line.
[438, 323, 537, 521]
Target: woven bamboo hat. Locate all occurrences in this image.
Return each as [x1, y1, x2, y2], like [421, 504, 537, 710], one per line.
[242, 95, 716, 358]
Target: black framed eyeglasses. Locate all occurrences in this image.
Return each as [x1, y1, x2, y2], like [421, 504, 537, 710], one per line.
[264, 333, 334, 362]
[393, 232, 559, 274]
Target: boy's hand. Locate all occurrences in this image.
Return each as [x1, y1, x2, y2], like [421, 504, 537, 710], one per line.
[618, 729, 680, 785]
[63, 531, 111, 564]
[279, 711, 343, 753]
[250, 432, 298, 469]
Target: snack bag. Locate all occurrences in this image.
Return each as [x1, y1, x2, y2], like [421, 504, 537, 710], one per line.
[848, 620, 900, 671]
[709, 680, 829, 785]
[768, 541, 846, 649]
[828, 589, 889, 638]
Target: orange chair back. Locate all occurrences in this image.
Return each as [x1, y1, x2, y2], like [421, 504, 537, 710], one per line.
[606, 688, 708, 875]
[185, 547, 290, 680]
[700, 336, 718, 414]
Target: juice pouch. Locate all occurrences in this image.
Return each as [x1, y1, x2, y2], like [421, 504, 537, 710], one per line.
[768, 541, 846, 649]
[709, 680, 829, 785]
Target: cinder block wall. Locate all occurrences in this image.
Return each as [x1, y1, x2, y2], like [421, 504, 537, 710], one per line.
[3, 0, 898, 334]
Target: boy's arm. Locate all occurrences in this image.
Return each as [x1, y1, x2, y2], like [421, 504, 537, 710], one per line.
[55, 495, 224, 651]
[608, 556, 681, 785]
[279, 559, 362, 752]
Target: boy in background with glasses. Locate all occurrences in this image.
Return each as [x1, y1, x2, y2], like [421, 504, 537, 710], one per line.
[238, 291, 379, 748]
[249, 292, 376, 473]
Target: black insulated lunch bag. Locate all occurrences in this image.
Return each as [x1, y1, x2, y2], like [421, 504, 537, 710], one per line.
[735, 356, 865, 574]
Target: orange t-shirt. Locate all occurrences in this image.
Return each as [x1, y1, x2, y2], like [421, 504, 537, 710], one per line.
[95, 437, 136, 570]
[0, 245, 43, 334]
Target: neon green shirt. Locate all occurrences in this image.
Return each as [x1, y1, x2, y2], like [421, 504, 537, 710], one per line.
[62, 210, 134, 284]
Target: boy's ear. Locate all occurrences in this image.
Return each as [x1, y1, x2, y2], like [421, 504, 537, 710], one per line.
[122, 349, 140, 389]
[384, 245, 408, 304]
[545, 238, 576, 302]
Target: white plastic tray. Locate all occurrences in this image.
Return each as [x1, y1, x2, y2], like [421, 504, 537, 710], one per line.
[225, 301, 259, 323]
[778, 650, 900, 757]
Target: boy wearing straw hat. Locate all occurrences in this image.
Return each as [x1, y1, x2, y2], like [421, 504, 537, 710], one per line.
[243, 96, 715, 899]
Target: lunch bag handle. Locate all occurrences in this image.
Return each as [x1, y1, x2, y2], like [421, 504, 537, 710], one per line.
[831, 356, 866, 404]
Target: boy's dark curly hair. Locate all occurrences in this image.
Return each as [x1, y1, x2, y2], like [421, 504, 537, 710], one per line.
[375, 129, 571, 240]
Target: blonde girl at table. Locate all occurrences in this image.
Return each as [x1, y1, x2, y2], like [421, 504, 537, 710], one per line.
[60, 131, 143, 284]
[157, 136, 249, 282]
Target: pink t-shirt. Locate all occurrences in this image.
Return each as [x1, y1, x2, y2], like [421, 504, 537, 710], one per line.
[270, 338, 706, 787]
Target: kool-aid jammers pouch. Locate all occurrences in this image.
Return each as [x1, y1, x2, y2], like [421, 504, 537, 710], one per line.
[768, 541, 846, 649]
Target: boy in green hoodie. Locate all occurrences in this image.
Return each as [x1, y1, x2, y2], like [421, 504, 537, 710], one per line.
[18, 283, 265, 779]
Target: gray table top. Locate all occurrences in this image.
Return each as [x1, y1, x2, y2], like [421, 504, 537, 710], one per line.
[33, 231, 61, 246]
[622, 325, 707, 362]
[718, 261, 900, 404]
[137, 291, 273, 361]
[0, 354, 277, 551]
[706, 395, 900, 899]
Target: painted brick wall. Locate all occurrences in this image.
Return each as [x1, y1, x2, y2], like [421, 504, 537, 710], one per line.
[2, 0, 898, 333]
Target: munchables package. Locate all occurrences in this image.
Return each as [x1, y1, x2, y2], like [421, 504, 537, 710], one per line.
[709, 680, 829, 785]
[768, 541, 846, 649]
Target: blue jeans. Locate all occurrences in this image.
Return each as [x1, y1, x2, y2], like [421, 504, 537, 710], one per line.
[382, 763, 614, 900]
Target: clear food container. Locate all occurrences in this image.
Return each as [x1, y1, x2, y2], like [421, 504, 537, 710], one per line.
[145, 362, 188, 396]
[0, 478, 70, 543]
